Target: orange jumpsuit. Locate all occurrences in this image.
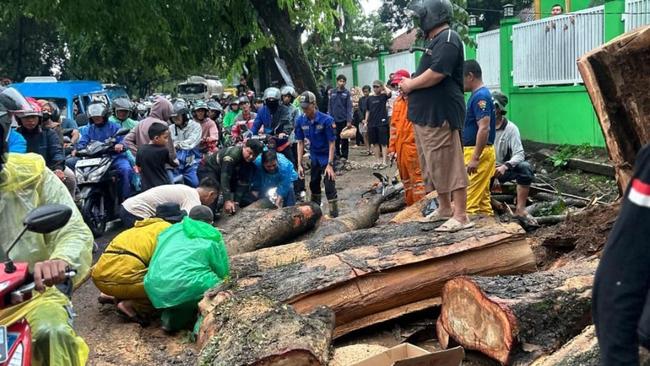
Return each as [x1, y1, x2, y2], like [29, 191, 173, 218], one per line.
[389, 95, 426, 205]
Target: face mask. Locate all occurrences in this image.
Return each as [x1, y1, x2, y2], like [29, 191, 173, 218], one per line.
[266, 100, 279, 112]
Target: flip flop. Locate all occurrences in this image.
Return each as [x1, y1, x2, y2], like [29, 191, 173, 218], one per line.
[514, 214, 540, 230]
[424, 209, 451, 223]
[434, 218, 476, 233]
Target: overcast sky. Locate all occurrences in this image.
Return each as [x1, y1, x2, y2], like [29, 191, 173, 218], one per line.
[360, 0, 383, 14]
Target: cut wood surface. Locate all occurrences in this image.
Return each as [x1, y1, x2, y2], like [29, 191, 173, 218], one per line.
[201, 221, 536, 339]
[391, 191, 438, 223]
[224, 202, 322, 255]
[578, 25, 650, 192]
[216, 198, 276, 235]
[438, 261, 596, 365]
[198, 295, 334, 366]
[308, 193, 384, 240]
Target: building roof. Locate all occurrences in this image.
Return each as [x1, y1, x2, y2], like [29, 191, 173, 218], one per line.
[391, 29, 418, 53]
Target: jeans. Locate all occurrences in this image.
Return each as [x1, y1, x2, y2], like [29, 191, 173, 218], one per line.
[497, 161, 535, 186]
[111, 157, 133, 199]
[335, 121, 349, 159]
[309, 160, 337, 200]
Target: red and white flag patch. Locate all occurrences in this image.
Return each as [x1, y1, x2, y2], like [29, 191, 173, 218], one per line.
[628, 178, 650, 208]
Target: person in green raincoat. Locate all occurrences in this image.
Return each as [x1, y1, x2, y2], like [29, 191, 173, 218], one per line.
[0, 87, 93, 366]
[144, 205, 229, 332]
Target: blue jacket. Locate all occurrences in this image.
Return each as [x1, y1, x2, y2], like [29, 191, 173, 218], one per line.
[252, 105, 293, 137]
[294, 111, 336, 166]
[7, 129, 27, 153]
[77, 121, 125, 159]
[328, 88, 353, 123]
[16, 127, 65, 171]
[252, 154, 298, 201]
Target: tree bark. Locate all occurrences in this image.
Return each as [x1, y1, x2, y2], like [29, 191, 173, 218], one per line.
[390, 191, 438, 223]
[201, 222, 536, 339]
[216, 198, 277, 236]
[380, 195, 406, 214]
[224, 202, 322, 255]
[437, 260, 596, 365]
[198, 295, 334, 366]
[308, 194, 385, 240]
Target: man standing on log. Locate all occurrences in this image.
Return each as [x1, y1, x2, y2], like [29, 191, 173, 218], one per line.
[295, 91, 339, 218]
[593, 145, 650, 365]
[399, 0, 472, 232]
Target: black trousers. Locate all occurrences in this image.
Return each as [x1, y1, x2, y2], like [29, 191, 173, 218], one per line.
[335, 121, 349, 159]
[290, 143, 305, 193]
[309, 160, 337, 200]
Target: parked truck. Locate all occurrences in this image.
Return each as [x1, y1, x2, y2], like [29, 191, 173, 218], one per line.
[177, 76, 223, 101]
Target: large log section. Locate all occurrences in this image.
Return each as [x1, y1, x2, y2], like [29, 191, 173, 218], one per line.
[437, 261, 596, 365]
[577, 25, 650, 192]
[199, 222, 536, 344]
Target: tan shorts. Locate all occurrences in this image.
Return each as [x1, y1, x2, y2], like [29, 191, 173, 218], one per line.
[413, 123, 468, 194]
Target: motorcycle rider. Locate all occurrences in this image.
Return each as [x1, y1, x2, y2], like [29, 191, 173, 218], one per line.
[280, 85, 305, 199]
[222, 97, 241, 132]
[109, 97, 139, 130]
[191, 100, 218, 155]
[281, 85, 300, 124]
[231, 96, 257, 145]
[74, 101, 134, 199]
[251, 87, 294, 163]
[206, 100, 224, 147]
[169, 99, 202, 187]
[15, 99, 78, 198]
[0, 86, 92, 365]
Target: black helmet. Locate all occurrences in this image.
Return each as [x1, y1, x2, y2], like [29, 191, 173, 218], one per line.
[112, 97, 133, 113]
[87, 101, 110, 121]
[262, 87, 281, 102]
[43, 101, 61, 122]
[206, 100, 223, 112]
[171, 99, 189, 118]
[408, 0, 453, 34]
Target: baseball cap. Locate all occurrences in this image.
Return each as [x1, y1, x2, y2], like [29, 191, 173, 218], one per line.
[155, 202, 187, 223]
[299, 91, 317, 108]
[492, 91, 508, 109]
[390, 69, 410, 85]
[372, 80, 383, 87]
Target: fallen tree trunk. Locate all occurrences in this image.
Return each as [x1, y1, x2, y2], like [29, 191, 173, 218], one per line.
[577, 25, 650, 192]
[225, 203, 322, 255]
[198, 295, 334, 366]
[437, 261, 596, 365]
[216, 198, 277, 235]
[391, 191, 438, 223]
[201, 221, 536, 340]
[379, 195, 406, 214]
[308, 193, 384, 240]
[530, 325, 599, 366]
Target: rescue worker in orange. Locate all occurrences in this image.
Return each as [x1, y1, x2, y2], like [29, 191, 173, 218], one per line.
[388, 69, 426, 206]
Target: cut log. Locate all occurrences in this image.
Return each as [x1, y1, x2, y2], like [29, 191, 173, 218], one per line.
[577, 25, 650, 192]
[198, 295, 334, 366]
[224, 203, 322, 255]
[308, 193, 384, 240]
[201, 221, 536, 340]
[534, 214, 568, 226]
[379, 194, 406, 214]
[437, 261, 596, 365]
[531, 325, 599, 366]
[216, 198, 277, 235]
[391, 191, 438, 223]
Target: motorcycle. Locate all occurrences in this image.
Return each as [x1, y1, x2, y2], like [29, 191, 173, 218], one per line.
[74, 128, 130, 237]
[0, 204, 76, 366]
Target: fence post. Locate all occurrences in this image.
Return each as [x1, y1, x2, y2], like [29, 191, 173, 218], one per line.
[499, 17, 520, 97]
[330, 64, 338, 86]
[378, 51, 389, 82]
[604, 0, 625, 41]
[352, 59, 360, 87]
[466, 26, 483, 60]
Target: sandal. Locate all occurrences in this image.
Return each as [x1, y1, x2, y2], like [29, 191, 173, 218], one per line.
[514, 214, 540, 230]
[424, 209, 451, 223]
[434, 218, 476, 233]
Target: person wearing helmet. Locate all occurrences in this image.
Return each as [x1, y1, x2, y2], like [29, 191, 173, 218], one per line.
[191, 100, 219, 154]
[110, 97, 138, 130]
[231, 96, 257, 145]
[281, 85, 306, 199]
[169, 99, 202, 187]
[0, 86, 93, 366]
[75, 101, 134, 199]
[398, 0, 472, 233]
[251, 87, 294, 160]
[222, 97, 241, 131]
[16, 99, 78, 198]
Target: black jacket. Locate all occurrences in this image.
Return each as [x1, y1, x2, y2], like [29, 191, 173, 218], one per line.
[17, 126, 65, 171]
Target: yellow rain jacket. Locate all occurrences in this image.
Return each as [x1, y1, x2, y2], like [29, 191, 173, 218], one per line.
[0, 153, 93, 366]
[92, 218, 171, 301]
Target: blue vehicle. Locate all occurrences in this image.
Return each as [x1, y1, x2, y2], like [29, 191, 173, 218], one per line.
[103, 84, 129, 101]
[11, 77, 110, 124]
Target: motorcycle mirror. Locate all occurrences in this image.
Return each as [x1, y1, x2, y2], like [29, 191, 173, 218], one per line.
[115, 128, 130, 137]
[23, 204, 73, 234]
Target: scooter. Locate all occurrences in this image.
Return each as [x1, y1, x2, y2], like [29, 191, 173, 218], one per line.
[0, 204, 76, 366]
[74, 128, 130, 237]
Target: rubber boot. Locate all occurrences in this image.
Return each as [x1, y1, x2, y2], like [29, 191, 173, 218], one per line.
[311, 193, 321, 205]
[328, 199, 339, 218]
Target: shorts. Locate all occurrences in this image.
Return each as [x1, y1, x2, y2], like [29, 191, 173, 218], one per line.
[413, 123, 468, 194]
[368, 125, 389, 146]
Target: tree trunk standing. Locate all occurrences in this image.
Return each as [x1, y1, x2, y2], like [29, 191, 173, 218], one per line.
[437, 261, 597, 365]
[252, 0, 320, 97]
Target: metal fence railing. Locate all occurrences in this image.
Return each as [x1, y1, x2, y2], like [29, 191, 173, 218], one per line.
[624, 0, 650, 31]
[383, 51, 416, 77]
[357, 59, 380, 87]
[475, 29, 501, 89]
[512, 6, 604, 86]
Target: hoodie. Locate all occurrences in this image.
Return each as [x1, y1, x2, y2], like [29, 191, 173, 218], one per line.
[124, 97, 176, 162]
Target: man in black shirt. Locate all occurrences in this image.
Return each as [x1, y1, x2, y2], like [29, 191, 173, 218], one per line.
[364, 80, 391, 169]
[136, 123, 177, 191]
[399, 0, 471, 232]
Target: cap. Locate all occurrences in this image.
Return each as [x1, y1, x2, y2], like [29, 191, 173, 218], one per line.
[372, 80, 383, 87]
[492, 91, 508, 109]
[189, 205, 214, 224]
[155, 202, 187, 223]
[298, 91, 317, 108]
[245, 138, 264, 156]
[390, 69, 410, 85]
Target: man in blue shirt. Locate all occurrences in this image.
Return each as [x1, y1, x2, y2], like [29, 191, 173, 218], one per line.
[462, 60, 496, 216]
[295, 91, 339, 217]
[328, 74, 353, 161]
[74, 102, 133, 199]
[252, 150, 298, 207]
